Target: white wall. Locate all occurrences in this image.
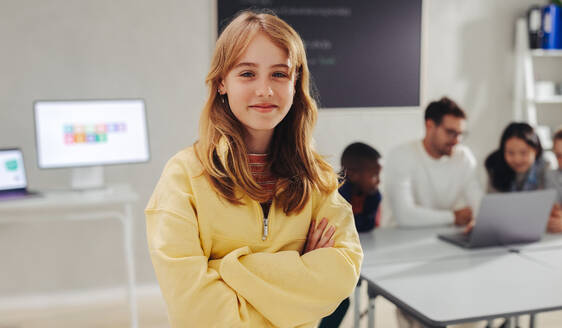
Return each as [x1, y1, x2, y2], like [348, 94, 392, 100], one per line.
[317, 0, 554, 173]
[0, 0, 212, 296]
[0, 0, 558, 298]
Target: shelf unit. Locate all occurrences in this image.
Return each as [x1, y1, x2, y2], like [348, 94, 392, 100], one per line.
[535, 95, 562, 104]
[514, 18, 562, 165]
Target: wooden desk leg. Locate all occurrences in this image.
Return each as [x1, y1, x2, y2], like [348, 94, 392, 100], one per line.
[123, 204, 138, 328]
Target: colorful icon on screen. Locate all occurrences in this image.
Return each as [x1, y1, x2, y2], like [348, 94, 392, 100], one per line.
[64, 133, 74, 144]
[96, 124, 106, 133]
[63, 122, 126, 145]
[5, 159, 18, 171]
[75, 133, 86, 143]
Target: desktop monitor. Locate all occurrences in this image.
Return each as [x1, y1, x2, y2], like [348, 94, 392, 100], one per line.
[34, 99, 150, 189]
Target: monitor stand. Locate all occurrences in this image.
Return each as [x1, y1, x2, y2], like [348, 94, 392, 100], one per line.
[71, 166, 104, 190]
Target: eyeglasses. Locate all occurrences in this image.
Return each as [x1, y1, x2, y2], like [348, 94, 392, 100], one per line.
[442, 127, 468, 140]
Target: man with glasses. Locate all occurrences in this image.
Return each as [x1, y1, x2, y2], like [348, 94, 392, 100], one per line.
[384, 97, 483, 328]
[384, 97, 482, 229]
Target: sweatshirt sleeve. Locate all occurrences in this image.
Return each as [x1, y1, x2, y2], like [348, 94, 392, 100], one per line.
[217, 187, 363, 328]
[385, 148, 455, 227]
[145, 156, 266, 328]
[545, 170, 562, 205]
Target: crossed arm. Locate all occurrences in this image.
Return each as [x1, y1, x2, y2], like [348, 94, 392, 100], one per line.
[146, 190, 362, 327]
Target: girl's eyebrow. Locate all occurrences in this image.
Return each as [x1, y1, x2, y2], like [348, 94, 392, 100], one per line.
[234, 62, 257, 69]
[271, 63, 290, 69]
[233, 62, 290, 69]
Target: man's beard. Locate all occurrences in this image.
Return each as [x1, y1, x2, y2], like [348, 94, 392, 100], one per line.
[438, 143, 454, 156]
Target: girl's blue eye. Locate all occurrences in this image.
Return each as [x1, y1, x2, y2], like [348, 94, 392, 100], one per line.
[273, 72, 288, 78]
[240, 71, 254, 78]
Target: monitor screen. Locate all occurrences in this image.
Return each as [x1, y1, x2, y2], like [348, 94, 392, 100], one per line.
[34, 99, 150, 168]
[0, 149, 27, 191]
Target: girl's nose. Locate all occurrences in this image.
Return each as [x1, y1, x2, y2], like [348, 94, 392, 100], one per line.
[256, 83, 273, 97]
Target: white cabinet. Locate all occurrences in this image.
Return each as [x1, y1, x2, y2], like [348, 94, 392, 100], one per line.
[514, 17, 562, 153]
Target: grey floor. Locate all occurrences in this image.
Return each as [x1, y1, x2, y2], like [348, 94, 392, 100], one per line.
[0, 284, 561, 328]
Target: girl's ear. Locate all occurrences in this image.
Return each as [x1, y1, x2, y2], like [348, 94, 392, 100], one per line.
[218, 80, 226, 95]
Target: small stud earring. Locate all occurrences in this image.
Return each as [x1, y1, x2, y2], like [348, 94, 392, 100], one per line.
[217, 88, 225, 103]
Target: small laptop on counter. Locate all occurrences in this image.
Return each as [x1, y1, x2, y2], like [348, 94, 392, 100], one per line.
[0, 148, 40, 200]
[439, 189, 556, 248]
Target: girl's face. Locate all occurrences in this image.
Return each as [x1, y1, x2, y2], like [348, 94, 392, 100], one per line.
[504, 136, 537, 173]
[219, 32, 296, 135]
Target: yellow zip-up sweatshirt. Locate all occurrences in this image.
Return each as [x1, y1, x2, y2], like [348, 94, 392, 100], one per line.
[146, 146, 363, 328]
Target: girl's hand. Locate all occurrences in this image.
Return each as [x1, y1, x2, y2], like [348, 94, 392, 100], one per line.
[303, 217, 336, 254]
[547, 204, 562, 233]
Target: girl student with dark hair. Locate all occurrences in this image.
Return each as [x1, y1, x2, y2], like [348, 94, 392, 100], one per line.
[145, 10, 362, 327]
[485, 122, 562, 233]
[545, 127, 562, 233]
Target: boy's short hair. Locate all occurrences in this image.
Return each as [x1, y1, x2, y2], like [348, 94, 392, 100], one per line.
[341, 142, 381, 172]
[424, 96, 466, 125]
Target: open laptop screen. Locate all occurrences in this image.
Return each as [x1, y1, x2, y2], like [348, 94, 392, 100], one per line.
[0, 149, 27, 191]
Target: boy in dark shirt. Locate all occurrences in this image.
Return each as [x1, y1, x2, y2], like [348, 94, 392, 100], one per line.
[339, 142, 382, 232]
[320, 142, 382, 328]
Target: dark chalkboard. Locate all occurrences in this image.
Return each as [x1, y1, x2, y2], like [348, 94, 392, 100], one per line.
[218, 0, 421, 108]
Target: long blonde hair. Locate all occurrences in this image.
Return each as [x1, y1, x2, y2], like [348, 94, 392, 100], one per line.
[196, 10, 337, 215]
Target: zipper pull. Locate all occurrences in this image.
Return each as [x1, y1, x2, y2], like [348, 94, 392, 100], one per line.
[262, 217, 269, 241]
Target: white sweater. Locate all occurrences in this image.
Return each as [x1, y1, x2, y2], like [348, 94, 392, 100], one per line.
[384, 140, 483, 227]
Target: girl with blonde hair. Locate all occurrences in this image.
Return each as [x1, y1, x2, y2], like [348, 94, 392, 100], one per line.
[146, 10, 362, 327]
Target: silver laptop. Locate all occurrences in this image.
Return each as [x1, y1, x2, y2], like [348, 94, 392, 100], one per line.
[439, 189, 557, 248]
[0, 148, 40, 200]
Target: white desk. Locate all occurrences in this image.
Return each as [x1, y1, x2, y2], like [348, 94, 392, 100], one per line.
[508, 233, 562, 252]
[0, 185, 139, 328]
[358, 228, 562, 328]
[362, 253, 562, 327]
[359, 226, 508, 266]
[519, 247, 562, 270]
